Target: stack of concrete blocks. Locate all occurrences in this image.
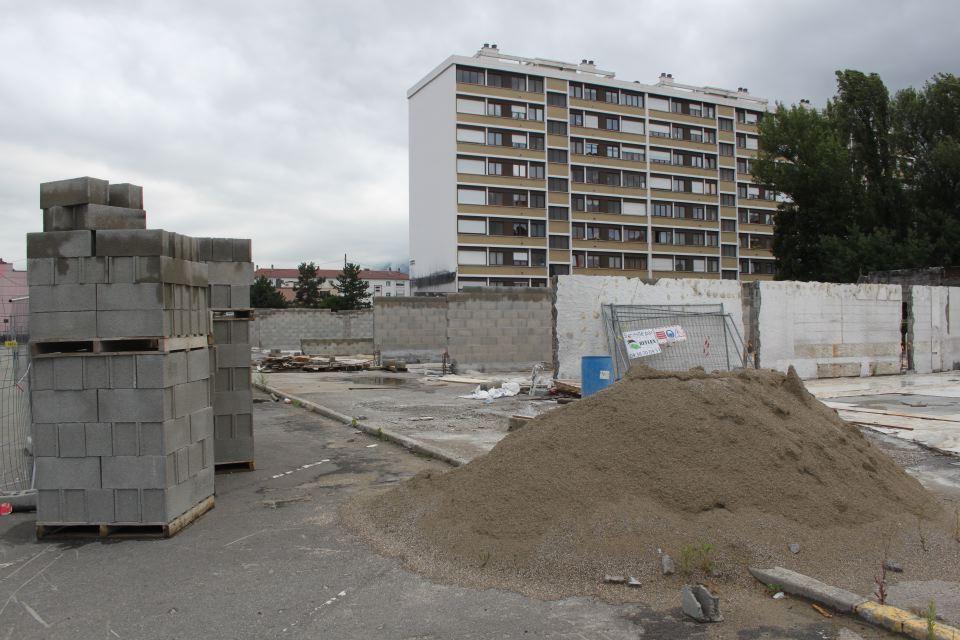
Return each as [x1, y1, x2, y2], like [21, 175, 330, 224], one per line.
[199, 238, 255, 468]
[27, 177, 215, 531]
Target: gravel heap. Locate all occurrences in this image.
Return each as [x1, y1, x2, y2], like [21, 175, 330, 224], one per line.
[344, 366, 951, 604]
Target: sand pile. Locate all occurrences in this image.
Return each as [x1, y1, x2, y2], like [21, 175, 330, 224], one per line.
[344, 366, 952, 604]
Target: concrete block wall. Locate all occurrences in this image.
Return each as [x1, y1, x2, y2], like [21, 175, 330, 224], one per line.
[754, 281, 902, 379]
[29, 177, 215, 528]
[251, 308, 374, 351]
[909, 285, 960, 373]
[445, 289, 553, 369]
[373, 296, 447, 360]
[553, 276, 744, 380]
[201, 236, 255, 466]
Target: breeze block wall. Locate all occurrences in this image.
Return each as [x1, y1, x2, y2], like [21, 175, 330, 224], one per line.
[251, 308, 374, 351]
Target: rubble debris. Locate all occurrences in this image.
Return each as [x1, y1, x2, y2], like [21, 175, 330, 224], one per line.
[882, 559, 903, 573]
[681, 584, 723, 622]
[459, 381, 521, 400]
[660, 554, 675, 576]
[627, 577, 641, 588]
[788, 542, 801, 554]
[603, 575, 627, 584]
[258, 353, 375, 372]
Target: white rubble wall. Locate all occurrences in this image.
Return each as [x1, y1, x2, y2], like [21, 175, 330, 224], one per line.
[756, 281, 903, 379]
[910, 285, 960, 373]
[553, 276, 744, 380]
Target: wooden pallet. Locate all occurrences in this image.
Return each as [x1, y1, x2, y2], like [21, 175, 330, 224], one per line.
[211, 309, 254, 320]
[215, 459, 255, 473]
[32, 335, 210, 357]
[36, 496, 214, 540]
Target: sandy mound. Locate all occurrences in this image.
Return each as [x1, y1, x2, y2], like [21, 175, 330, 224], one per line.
[344, 366, 953, 604]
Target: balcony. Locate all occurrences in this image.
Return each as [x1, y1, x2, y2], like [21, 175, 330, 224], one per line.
[719, 155, 735, 168]
[740, 222, 774, 234]
[548, 191, 570, 205]
[647, 108, 717, 126]
[720, 206, 737, 218]
[718, 131, 735, 143]
[547, 134, 568, 148]
[738, 195, 777, 209]
[457, 173, 546, 189]
[572, 211, 646, 224]
[569, 97, 645, 117]
[548, 219, 569, 234]
[573, 266, 647, 277]
[721, 231, 737, 244]
[572, 238, 649, 252]
[737, 121, 760, 134]
[650, 136, 717, 153]
[735, 147, 759, 159]
[546, 106, 567, 120]
[570, 125, 644, 144]
[456, 141, 545, 160]
[548, 163, 569, 177]
[571, 153, 647, 171]
[548, 249, 569, 262]
[652, 270, 721, 280]
[458, 264, 548, 276]
[457, 112, 545, 132]
[719, 180, 736, 192]
[457, 203, 546, 217]
[572, 181, 647, 198]
[546, 78, 567, 92]
[652, 243, 719, 256]
[721, 256, 738, 269]
[648, 188, 718, 204]
[647, 161, 717, 178]
[739, 246, 774, 258]
[456, 234, 547, 247]
[662, 217, 721, 230]
[741, 273, 775, 281]
[456, 82, 544, 103]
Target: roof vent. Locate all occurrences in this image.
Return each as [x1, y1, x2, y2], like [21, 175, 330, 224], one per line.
[581, 59, 588, 64]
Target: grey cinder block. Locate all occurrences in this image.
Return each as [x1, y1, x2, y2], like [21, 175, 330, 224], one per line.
[98, 387, 172, 422]
[197, 237, 212, 262]
[186, 348, 209, 382]
[207, 261, 254, 285]
[210, 284, 231, 309]
[232, 239, 252, 262]
[141, 489, 165, 523]
[215, 343, 250, 369]
[164, 466, 213, 520]
[35, 456, 101, 490]
[27, 230, 94, 258]
[27, 258, 54, 285]
[114, 489, 140, 522]
[40, 177, 109, 208]
[173, 379, 209, 418]
[31, 358, 54, 390]
[37, 490, 61, 522]
[58, 423, 86, 457]
[101, 456, 167, 489]
[97, 309, 169, 338]
[84, 422, 113, 456]
[86, 489, 115, 523]
[190, 407, 214, 443]
[230, 285, 250, 309]
[96, 283, 165, 310]
[32, 423, 59, 456]
[32, 389, 98, 423]
[213, 389, 252, 415]
[82, 356, 109, 389]
[29, 284, 97, 313]
[136, 351, 188, 388]
[62, 489, 87, 523]
[95, 229, 169, 257]
[108, 183, 143, 209]
[112, 422, 139, 456]
[43, 204, 146, 232]
[210, 238, 233, 262]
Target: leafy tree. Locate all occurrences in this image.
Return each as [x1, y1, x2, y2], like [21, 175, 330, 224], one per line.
[753, 70, 960, 282]
[292, 261, 324, 308]
[251, 275, 288, 308]
[326, 263, 370, 310]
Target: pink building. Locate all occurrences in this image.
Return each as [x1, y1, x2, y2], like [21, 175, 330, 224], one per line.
[0, 259, 28, 339]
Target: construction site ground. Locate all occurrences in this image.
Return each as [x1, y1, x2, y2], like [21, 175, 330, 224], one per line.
[0, 390, 922, 640]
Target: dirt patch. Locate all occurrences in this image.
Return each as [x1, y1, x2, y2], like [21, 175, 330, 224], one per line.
[344, 366, 960, 610]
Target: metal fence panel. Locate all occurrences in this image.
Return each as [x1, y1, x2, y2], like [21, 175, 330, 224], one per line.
[603, 303, 746, 378]
[0, 297, 31, 493]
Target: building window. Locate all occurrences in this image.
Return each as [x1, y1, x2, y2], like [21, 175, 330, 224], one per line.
[720, 193, 736, 206]
[549, 206, 568, 220]
[720, 168, 735, 182]
[529, 163, 546, 179]
[530, 191, 546, 208]
[625, 227, 645, 242]
[530, 220, 546, 237]
[456, 66, 484, 84]
[547, 148, 568, 163]
[547, 92, 567, 107]
[457, 217, 485, 234]
[549, 235, 569, 249]
[548, 177, 568, 192]
[622, 172, 645, 188]
[652, 202, 672, 218]
[718, 117, 734, 131]
[529, 134, 545, 151]
[620, 91, 642, 107]
[527, 105, 544, 121]
[721, 219, 736, 232]
[528, 77, 544, 93]
[547, 120, 567, 135]
[719, 143, 734, 157]
[722, 244, 737, 257]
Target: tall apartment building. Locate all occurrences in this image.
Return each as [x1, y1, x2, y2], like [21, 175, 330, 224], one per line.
[408, 45, 778, 292]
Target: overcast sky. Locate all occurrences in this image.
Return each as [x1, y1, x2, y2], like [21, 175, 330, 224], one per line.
[1, 0, 956, 273]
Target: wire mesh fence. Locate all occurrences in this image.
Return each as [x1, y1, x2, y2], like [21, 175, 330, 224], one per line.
[0, 296, 32, 493]
[603, 303, 747, 379]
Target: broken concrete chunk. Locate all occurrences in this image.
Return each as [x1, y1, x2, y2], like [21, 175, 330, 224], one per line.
[788, 542, 800, 554]
[627, 577, 641, 588]
[603, 575, 627, 584]
[882, 559, 902, 573]
[681, 584, 723, 622]
[660, 553, 675, 575]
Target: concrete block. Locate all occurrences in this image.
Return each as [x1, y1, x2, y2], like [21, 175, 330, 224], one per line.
[186, 348, 209, 382]
[52, 357, 84, 390]
[33, 423, 59, 456]
[211, 238, 232, 262]
[210, 284, 231, 309]
[212, 322, 230, 345]
[214, 436, 254, 465]
[32, 389, 98, 423]
[82, 356, 110, 389]
[26, 230, 94, 258]
[213, 390, 251, 415]
[232, 367, 250, 390]
[30, 311, 97, 340]
[207, 261, 254, 286]
[173, 380, 209, 418]
[44, 204, 146, 231]
[37, 490, 61, 522]
[31, 358, 54, 390]
[97, 309, 169, 338]
[35, 456, 101, 489]
[214, 414, 232, 440]
[30, 284, 97, 313]
[173, 448, 189, 484]
[98, 388, 171, 422]
[62, 489, 87, 522]
[95, 229, 169, 257]
[197, 238, 212, 262]
[165, 466, 213, 520]
[85, 422, 113, 456]
[114, 489, 140, 522]
[232, 239, 252, 262]
[141, 488, 166, 523]
[58, 423, 86, 457]
[187, 441, 203, 476]
[234, 413, 253, 437]
[160, 416, 190, 455]
[27, 258, 55, 285]
[108, 183, 143, 209]
[96, 283, 165, 310]
[86, 489, 115, 523]
[748, 567, 866, 613]
[40, 177, 108, 208]
[101, 456, 167, 489]
[108, 256, 135, 283]
[112, 422, 139, 456]
[111, 355, 137, 388]
[136, 351, 188, 388]
[216, 343, 250, 369]
[230, 285, 250, 309]
[190, 407, 214, 443]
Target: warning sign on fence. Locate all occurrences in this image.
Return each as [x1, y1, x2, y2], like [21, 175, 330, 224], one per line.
[622, 329, 662, 359]
[653, 325, 687, 345]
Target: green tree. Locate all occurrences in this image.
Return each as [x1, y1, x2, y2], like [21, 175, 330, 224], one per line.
[293, 262, 324, 308]
[251, 275, 288, 308]
[753, 71, 960, 282]
[328, 263, 370, 310]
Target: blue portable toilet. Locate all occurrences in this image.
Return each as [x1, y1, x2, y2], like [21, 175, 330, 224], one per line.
[581, 355, 615, 396]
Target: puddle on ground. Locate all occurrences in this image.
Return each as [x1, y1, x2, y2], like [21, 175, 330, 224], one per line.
[345, 376, 411, 386]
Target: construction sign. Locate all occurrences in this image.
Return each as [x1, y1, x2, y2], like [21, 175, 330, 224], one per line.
[653, 325, 687, 345]
[622, 329, 662, 359]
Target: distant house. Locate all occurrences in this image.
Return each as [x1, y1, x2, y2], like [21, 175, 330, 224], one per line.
[0, 259, 27, 338]
[255, 267, 409, 302]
